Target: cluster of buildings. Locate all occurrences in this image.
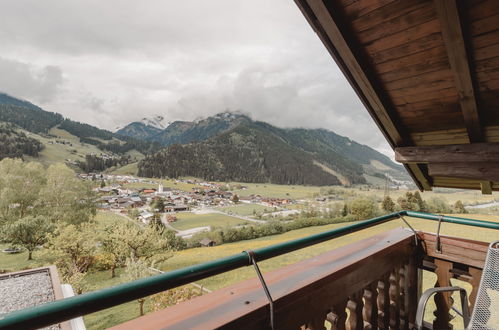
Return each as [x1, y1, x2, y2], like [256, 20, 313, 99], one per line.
[86, 174, 297, 224]
[239, 195, 293, 207]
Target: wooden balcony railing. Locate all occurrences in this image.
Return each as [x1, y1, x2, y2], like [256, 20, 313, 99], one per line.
[113, 228, 490, 330]
[418, 232, 489, 330]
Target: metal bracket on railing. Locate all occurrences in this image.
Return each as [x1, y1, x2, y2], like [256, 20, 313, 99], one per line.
[435, 215, 444, 253]
[398, 213, 419, 246]
[245, 250, 275, 330]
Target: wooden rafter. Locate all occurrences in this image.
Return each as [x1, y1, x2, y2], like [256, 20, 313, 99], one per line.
[294, 0, 407, 147]
[428, 162, 499, 182]
[480, 181, 492, 195]
[395, 143, 499, 163]
[294, 0, 432, 191]
[434, 0, 482, 142]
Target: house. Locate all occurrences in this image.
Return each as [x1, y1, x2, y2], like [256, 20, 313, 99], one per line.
[199, 238, 216, 247]
[130, 196, 144, 207]
[173, 205, 189, 212]
[139, 211, 154, 224]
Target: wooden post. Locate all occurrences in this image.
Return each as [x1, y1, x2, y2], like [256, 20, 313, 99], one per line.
[377, 275, 390, 329]
[433, 259, 453, 329]
[328, 300, 348, 330]
[406, 257, 420, 329]
[388, 269, 400, 330]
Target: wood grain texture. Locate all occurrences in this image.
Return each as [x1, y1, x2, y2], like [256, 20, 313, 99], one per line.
[428, 162, 499, 183]
[395, 143, 499, 163]
[434, 0, 482, 142]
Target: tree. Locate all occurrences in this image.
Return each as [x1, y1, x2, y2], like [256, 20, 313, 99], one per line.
[151, 198, 165, 212]
[0, 160, 96, 228]
[350, 197, 377, 220]
[124, 258, 153, 316]
[60, 264, 87, 294]
[454, 200, 467, 214]
[381, 196, 395, 212]
[48, 223, 97, 273]
[0, 159, 45, 224]
[108, 222, 172, 264]
[412, 192, 427, 212]
[150, 286, 202, 312]
[3, 216, 53, 260]
[100, 224, 129, 278]
[426, 197, 452, 214]
[397, 196, 409, 210]
[342, 203, 348, 217]
[149, 213, 164, 232]
[38, 163, 96, 225]
[231, 194, 239, 204]
[100, 180, 106, 188]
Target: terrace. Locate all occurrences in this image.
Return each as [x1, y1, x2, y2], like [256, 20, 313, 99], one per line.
[0, 211, 497, 329]
[2, 0, 499, 329]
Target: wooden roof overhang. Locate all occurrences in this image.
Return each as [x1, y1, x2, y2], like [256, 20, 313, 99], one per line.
[295, 0, 499, 194]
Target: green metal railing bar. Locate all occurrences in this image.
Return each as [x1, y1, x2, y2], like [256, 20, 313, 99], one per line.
[0, 211, 497, 329]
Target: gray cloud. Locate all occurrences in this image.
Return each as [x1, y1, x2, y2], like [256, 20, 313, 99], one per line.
[0, 0, 392, 156]
[0, 57, 63, 104]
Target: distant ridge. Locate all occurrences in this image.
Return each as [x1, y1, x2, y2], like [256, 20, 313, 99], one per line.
[0, 93, 44, 111]
[117, 111, 252, 145]
[137, 113, 408, 186]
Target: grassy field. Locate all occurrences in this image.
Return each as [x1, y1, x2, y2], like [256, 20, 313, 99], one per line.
[121, 178, 204, 192]
[231, 182, 326, 199]
[110, 162, 139, 175]
[23, 127, 104, 166]
[23, 126, 145, 170]
[356, 186, 498, 205]
[159, 213, 499, 290]
[215, 203, 273, 216]
[0, 211, 129, 272]
[171, 212, 249, 231]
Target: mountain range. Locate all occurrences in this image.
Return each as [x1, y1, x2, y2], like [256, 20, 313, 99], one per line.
[137, 115, 407, 185]
[0, 92, 409, 185]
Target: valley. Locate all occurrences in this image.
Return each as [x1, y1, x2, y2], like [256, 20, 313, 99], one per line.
[1, 93, 498, 330]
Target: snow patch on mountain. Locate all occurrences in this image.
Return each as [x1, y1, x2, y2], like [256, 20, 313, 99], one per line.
[140, 115, 169, 129]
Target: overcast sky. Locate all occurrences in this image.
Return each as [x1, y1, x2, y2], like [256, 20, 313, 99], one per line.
[0, 0, 393, 156]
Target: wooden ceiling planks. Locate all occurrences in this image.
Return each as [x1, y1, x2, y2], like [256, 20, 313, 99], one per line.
[434, 0, 482, 142]
[295, 0, 499, 193]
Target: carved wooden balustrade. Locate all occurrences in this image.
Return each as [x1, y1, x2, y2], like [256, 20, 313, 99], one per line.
[112, 228, 490, 330]
[418, 232, 489, 330]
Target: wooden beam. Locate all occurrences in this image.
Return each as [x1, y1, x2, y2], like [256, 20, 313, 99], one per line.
[395, 143, 499, 163]
[428, 162, 499, 183]
[407, 163, 432, 191]
[295, 0, 408, 147]
[294, 0, 426, 190]
[434, 0, 482, 142]
[480, 181, 492, 194]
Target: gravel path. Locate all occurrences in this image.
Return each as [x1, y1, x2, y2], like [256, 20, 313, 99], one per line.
[0, 270, 60, 329]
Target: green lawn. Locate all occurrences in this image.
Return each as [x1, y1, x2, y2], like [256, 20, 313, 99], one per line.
[231, 182, 325, 199]
[215, 203, 273, 216]
[23, 126, 105, 166]
[122, 178, 203, 193]
[170, 212, 248, 231]
[110, 162, 139, 176]
[82, 268, 156, 329]
[159, 214, 499, 291]
[93, 211, 133, 228]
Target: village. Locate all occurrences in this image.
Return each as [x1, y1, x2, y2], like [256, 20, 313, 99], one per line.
[79, 174, 297, 239]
